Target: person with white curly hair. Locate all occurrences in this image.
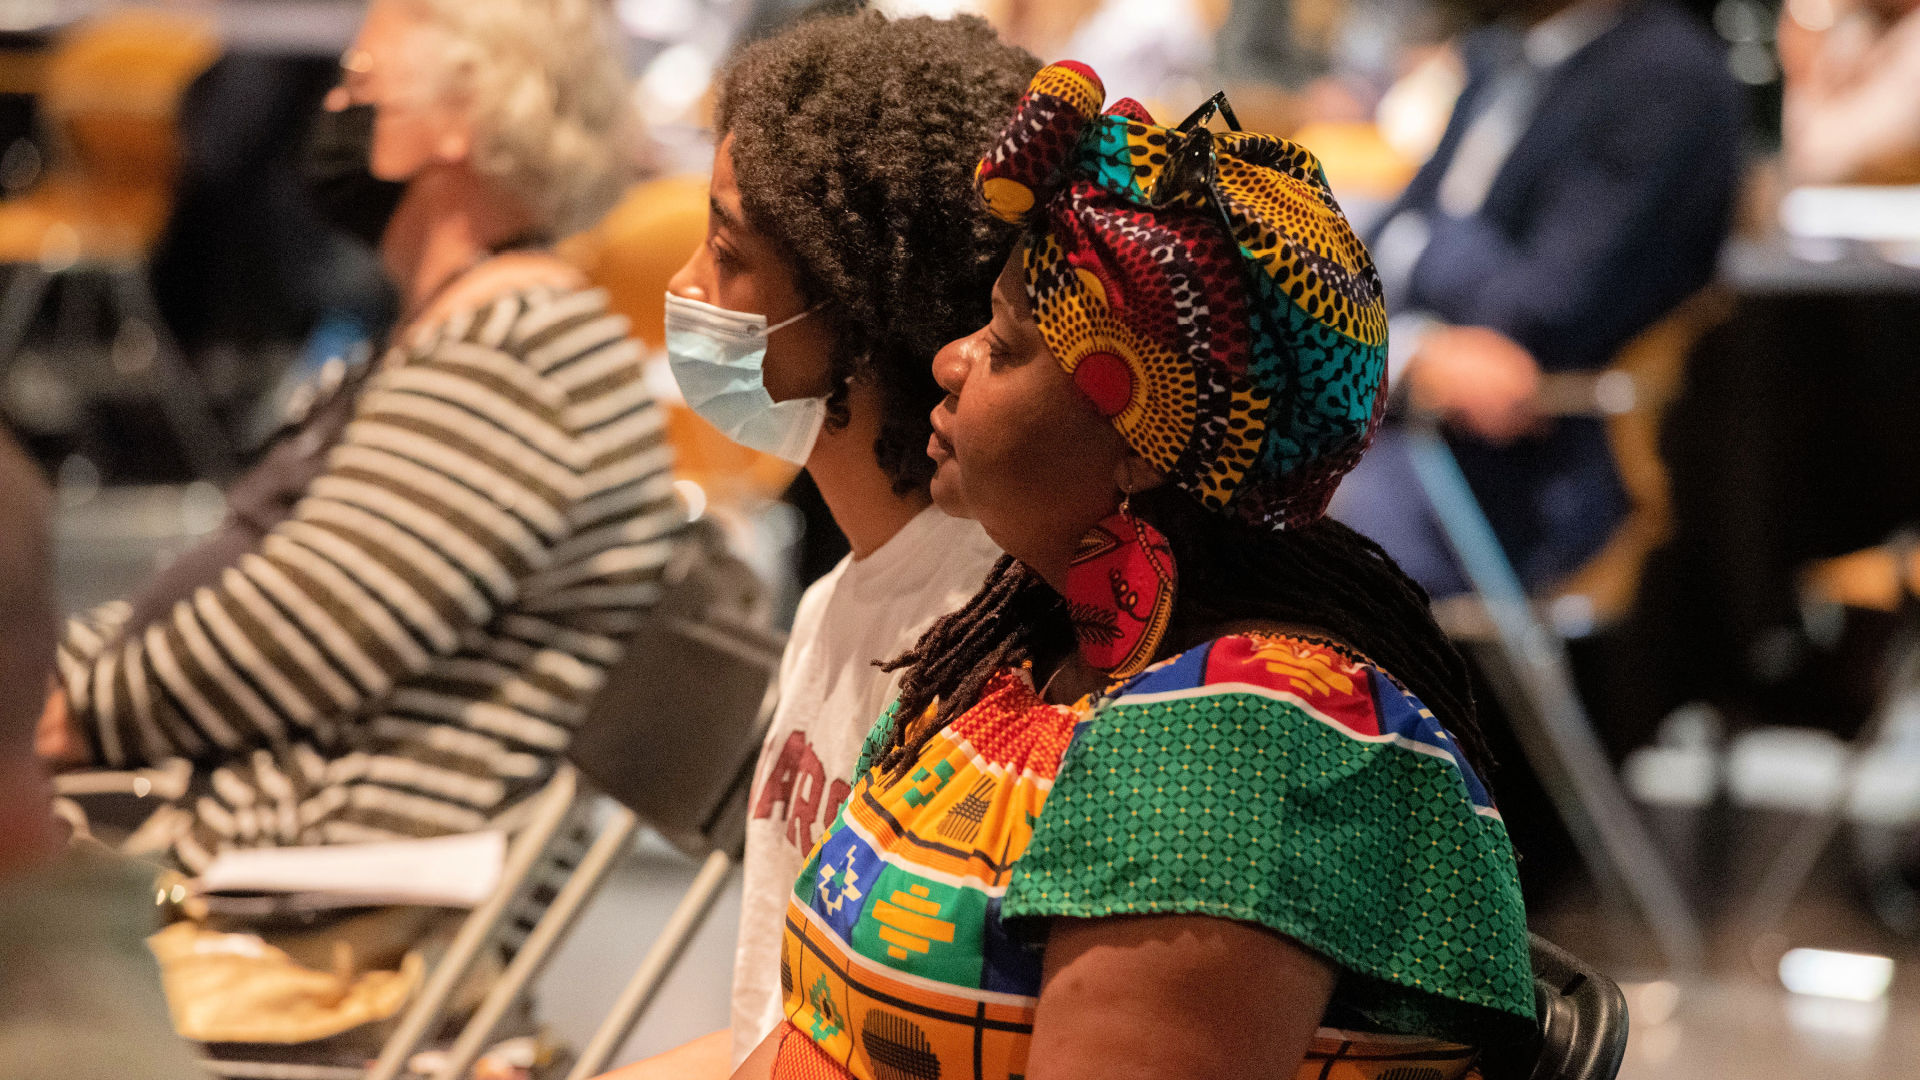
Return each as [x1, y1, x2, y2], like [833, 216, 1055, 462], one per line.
[39, 0, 684, 877]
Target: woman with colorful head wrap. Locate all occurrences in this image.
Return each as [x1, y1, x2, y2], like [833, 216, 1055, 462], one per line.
[740, 63, 1535, 1080]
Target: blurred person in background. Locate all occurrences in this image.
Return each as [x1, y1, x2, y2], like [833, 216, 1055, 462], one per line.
[1779, 0, 1920, 185]
[618, 14, 1035, 1077]
[0, 429, 203, 1080]
[1331, 0, 1742, 597]
[1051, 0, 1225, 105]
[36, 0, 681, 875]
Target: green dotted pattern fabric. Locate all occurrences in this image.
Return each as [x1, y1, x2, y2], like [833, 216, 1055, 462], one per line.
[1001, 683, 1535, 1040]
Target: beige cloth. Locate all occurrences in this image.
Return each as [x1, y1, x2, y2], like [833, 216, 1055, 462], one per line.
[149, 920, 423, 1044]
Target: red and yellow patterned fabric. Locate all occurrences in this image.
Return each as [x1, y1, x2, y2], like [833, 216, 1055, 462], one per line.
[769, 634, 1534, 1080]
[973, 61, 1389, 531]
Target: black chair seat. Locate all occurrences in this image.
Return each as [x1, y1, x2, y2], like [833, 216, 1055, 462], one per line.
[1527, 934, 1629, 1080]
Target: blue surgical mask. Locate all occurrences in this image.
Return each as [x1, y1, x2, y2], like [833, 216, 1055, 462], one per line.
[664, 293, 825, 466]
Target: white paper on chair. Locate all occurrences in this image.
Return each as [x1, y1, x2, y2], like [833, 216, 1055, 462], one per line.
[196, 830, 508, 908]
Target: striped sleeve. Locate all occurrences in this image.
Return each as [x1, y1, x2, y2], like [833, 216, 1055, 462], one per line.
[58, 332, 585, 769]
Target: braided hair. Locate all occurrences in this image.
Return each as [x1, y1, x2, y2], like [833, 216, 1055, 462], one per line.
[874, 484, 1494, 786]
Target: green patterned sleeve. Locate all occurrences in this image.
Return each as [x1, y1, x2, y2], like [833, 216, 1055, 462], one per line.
[1000, 645, 1535, 1044]
[850, 699, 901, 779]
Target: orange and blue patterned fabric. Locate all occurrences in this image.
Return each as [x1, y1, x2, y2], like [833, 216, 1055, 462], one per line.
[973, 61, 1388, 531]
[770, 633, 1535, 1080]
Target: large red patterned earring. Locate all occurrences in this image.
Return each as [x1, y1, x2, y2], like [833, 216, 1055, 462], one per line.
[1064, 493, 1177, 679]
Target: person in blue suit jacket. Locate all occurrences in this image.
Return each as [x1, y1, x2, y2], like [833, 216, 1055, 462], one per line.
[1331, 0, 1743, 598]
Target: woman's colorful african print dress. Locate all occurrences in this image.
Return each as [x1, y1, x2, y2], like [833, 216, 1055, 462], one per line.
[770, 633, 1535, 1080]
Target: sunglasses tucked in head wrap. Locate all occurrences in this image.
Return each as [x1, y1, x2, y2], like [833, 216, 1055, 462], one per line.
[974, 61, 1388, 531]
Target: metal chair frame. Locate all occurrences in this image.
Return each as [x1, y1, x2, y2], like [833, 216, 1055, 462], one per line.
[59, 519, 787, 1080]
[1741, 539, 1920, 936]
[1404, 421, 1704, 974]
[57, 760, 585, 1080]
[431, 669, 781, 1080]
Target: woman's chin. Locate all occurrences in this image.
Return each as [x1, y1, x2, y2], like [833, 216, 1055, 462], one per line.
[929, 465, 972, 520]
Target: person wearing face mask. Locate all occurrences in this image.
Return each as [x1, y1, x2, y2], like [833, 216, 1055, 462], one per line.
[738, 61, 1532, 1080]
[38, 0, 682, 888]
[603, 14, 1037, 1079]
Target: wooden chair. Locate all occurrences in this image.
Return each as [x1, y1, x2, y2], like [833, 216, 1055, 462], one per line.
[1412, 290, 1733, 976]
[1548, 288, 1736, 631]
[1728, 533, 1920, 936]
[0, 9, 230, 477]
[1434, 288, 1735, 639]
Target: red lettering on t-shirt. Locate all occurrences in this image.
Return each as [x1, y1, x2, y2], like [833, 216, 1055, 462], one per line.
[751, 731, 853, 854]
[823, 779, 852, 833]
[751, 732, 809, 821]
[785, 751, 827, 852]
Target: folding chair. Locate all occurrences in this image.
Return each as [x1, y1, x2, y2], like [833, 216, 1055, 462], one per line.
[1737, 532, 1920, 936]
[388, 520, 787, 1080]
[54, 518, 781, 1080]
[1404, 295, 1730, 975]
[0, 10, 233, 478]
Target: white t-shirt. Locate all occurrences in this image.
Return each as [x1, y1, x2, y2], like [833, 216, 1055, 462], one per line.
[728, 506, 1001, 1065]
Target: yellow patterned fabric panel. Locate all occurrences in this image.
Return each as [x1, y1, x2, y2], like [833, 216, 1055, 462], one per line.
[767, 637, 1533, 1080]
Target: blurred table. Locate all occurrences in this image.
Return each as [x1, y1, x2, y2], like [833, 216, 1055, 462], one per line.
[1647, 238, 1920, 698]
[1721, 238, 1920, 295]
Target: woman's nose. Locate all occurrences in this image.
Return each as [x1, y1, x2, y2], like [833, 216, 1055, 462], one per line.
[666, 245, 707, 302]
[931, 333, 973, 397]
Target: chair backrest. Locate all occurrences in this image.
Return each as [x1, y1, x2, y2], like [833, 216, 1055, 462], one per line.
[1526, 933, 1629, 1080]
[1550, 286, 1733, 623]
[40, 9, 219, 186]
[566, 518, 785, 858]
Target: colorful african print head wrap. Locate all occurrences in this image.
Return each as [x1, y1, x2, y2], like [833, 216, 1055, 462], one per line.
[974, 61, 1388, 530]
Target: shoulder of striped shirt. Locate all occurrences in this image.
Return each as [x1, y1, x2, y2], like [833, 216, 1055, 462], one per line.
[386, 285, 655, 443]
[392, 285, 627, 368]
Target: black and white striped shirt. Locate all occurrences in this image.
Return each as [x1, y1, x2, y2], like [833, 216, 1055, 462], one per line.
[57, 286, 683, 871]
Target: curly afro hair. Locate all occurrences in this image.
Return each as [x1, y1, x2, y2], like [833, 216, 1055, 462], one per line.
[716, 13, 1039, 495]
